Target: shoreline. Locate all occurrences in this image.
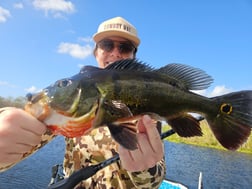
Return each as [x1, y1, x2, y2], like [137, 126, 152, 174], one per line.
[162, 120, 252, 154]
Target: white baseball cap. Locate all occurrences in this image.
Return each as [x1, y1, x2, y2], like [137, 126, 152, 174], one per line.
[93, 16, 140, 47]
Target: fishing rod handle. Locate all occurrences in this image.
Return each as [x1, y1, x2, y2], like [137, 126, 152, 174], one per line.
[47, 165, 98, 189]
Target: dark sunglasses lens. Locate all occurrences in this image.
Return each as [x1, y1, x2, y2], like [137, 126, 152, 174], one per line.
[98, 40, 135, 54]
[119, 43, 135, 54]
[99, 40, 114, 52]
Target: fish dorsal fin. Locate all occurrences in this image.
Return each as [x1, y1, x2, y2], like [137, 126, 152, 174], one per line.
[156, 63, 213, 90]
[105, 59, 154, 72]
[79, 65, 102, 74]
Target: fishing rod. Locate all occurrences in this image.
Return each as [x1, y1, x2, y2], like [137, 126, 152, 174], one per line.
[47, 129, 176, 189]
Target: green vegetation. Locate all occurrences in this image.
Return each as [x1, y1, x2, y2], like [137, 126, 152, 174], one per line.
[163, 120, 252, 154]
[0, 96, 26, 108]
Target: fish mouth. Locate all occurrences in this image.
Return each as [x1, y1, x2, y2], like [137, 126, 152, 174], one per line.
[25, 89, 98, 137]
[25, 91, 51, 121]
[25, 88, 82, 119]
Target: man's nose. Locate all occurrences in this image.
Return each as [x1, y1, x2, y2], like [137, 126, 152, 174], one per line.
[110, 45, 122, 57]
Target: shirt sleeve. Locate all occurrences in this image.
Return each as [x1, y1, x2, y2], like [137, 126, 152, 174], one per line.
[127, 157, 166, 189]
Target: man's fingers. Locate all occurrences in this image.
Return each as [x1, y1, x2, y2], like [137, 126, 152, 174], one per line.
[141, 115, 163, 153]
[4, 143, 33, 154]
[0, 153, 23, 165]
[118, 146, 135, 171]
[18, 112, 47, 135]
[14, 129, 42, 146]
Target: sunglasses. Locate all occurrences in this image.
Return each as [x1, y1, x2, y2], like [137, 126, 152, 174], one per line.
[97, 39, 136, 54]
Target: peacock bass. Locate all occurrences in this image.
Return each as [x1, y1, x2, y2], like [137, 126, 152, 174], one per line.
[25, 59, 252, 151]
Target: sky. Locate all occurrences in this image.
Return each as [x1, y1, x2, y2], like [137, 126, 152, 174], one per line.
[0, 0, 252, 98]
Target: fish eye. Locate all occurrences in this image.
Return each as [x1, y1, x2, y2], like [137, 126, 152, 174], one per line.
[57, 79, 72, 88]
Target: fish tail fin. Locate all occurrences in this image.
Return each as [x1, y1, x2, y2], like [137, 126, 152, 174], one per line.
[207, 90, 252, 150]
[168, 114, 203, 137]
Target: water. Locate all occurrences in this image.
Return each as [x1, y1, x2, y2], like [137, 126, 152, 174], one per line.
[165, 142, 252, 189]
[0, 137, 251, 189]
[0, 136, 65, 189]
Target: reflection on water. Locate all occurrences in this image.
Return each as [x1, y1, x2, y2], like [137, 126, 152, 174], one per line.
[0, 137, 251, 189]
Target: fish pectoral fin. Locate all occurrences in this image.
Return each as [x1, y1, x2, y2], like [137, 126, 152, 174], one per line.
[107, 122, 137, 150]
[110, 100, 133, 117]
[168, 114, 203, 137]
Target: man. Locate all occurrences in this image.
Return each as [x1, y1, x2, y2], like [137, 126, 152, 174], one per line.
[0, 16, 165, 188]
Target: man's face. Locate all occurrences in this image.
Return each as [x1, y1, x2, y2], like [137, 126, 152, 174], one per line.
[94, 36, 135, 68]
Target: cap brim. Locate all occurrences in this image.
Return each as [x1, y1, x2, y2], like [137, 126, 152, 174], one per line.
[93, 30, 140, 47]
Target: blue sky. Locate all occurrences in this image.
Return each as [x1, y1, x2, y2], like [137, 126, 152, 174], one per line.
[0, 0, 251, 98]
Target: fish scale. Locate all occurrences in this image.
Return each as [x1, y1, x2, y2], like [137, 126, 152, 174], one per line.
[23, 59, 252, 151]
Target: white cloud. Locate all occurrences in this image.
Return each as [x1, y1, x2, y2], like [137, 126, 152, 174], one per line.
[0, 6, 11, 23]
[78, 64, 84, 69]
[57, 42, 93, 59]
[32, 0, 75, 17]
[78, 37, 93, 43]
[25, 86, 41, 93]
[0, 81, 16, 88]
[191, 89, 207, 97]
[192, 85, 233, 97]
[209, 85, 233, 97]
[0, 81, 9, 86]
[13, 3, 24, 9]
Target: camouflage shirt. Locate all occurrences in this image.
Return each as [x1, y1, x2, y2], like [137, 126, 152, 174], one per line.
[63, 126, 166, 189]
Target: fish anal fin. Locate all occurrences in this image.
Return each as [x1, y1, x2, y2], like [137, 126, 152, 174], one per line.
[108, 121, 138, 150]
[168, 114, 203, 137]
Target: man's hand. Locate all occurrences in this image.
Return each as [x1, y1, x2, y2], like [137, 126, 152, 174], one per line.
[118, 115, 164, 172]
[0, 108, 46, 166]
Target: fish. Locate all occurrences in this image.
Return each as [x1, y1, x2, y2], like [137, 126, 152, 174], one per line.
[25, 59, 252, 151]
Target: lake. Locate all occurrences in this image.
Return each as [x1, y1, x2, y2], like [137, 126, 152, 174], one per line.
[0, 136, 251, 189]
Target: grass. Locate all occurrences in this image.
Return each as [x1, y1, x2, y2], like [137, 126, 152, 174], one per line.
[162, 120, 252, 154]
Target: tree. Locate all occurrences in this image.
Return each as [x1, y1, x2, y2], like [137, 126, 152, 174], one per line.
[0, 96, 26, 108]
